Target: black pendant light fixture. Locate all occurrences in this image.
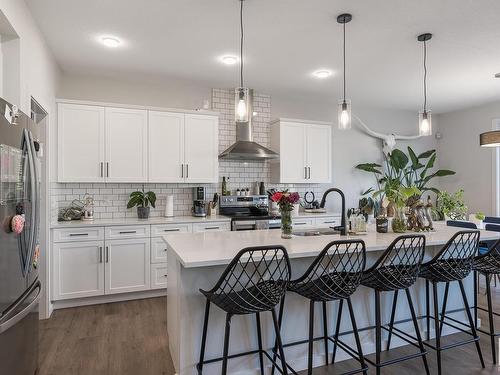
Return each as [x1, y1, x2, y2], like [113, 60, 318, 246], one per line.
[235, 0, 249, 123]
[337, 13, 352, 130]
[417, 33, 432, 136]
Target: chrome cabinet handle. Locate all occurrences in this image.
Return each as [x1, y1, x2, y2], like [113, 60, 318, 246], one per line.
[308, 167, 311, 179]
[304, 167, 307, 179]
[69, 233, 89, 237]
[119, 230, 137, 234]
[100, 162, 103, 177]
[294, 222, 307, 225]
[105, 246, 109, 263]
[99, 247, 103, 263]
[323, 220, 336, 224]
[106, 162, 109, 177]
[163, 229, 180, 232]
[181, 164, 184, 178]
[186, 164, 189, 178]
[204, 226, 220, 230]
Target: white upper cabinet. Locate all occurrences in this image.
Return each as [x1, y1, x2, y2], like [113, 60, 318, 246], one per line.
[105, 107, 148, 182]
[57, 101, 218, 183]
[270, 119, 332, 184]
[58, 104, 105, 182]
[148, 111, 185, 183]
[184, 114, 219, 183]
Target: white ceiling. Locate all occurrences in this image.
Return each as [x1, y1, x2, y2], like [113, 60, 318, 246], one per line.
[27, 0, 500, 113]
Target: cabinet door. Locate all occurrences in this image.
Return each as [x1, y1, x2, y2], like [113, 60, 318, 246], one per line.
[57, 104, 105, 182]
[105, 238, 150, 294]
[280, 122, 307, 183]
[52, 241, 104, 300]
[148, 111, 185, 182]
[306, 124, 332, 183]
[105, 107, 148, 182]
[150, 264, 168, 289]
[184, 114, 218, 183]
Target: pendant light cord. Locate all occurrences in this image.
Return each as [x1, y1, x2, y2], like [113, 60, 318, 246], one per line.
[423, 39, 427, 112]
[240, 0, 244, 88]
[343, 20, 346, 101]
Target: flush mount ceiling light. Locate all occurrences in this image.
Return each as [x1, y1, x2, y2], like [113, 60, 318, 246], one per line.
[417, 33, 433, 136]
[235, 0, 250, 123]
[313, 70, 332, 79]
[100, 36, 121, 48]
[337, 13, 352, 130]
[221, 55, 239, 65]
[480, 131, 500, 147]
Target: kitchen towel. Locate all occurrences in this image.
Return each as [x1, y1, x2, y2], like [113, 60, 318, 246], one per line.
[165, 195, 174, 217]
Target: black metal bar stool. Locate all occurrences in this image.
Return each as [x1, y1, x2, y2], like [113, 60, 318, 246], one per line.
[361, 234, 430, 375]
[417, 230, 484, 375]
[272, 239, 368, 375]
[197, 245, 291, 375]
[473, 238, 500, 364]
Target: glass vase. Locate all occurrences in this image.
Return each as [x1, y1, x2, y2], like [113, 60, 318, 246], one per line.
[391, 206, 407, 233]
[280, 208, 293, 239]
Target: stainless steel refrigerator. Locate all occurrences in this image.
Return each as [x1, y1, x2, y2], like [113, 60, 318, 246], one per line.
[0, 97, 41, 375]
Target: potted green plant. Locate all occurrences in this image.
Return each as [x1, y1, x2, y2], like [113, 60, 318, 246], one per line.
[470, 212, 485, 228]
[375, 185, 420, 233]
[127, 187, 157, 219]
[435, 189, 467, 221]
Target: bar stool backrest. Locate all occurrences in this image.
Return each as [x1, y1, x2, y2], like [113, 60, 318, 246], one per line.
[364, 235, 426, 290]
[205, 245, 291, 313]
[446, 220, 477, 229]
[485, 216, 500, 224]
[427, 230, 480, 281]
[292, 239, 366, 301]
[475, 238, 500, 272]
[486, 223, 500, 232]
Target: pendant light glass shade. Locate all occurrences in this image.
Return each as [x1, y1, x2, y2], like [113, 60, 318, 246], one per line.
[419, 110, 432, 136]
[480, 130, 500, 147]
[235, 87, 250, 123]
[338, 100, 352, 130]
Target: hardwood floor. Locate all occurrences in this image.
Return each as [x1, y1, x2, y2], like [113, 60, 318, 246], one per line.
[39, 280, 500, 375]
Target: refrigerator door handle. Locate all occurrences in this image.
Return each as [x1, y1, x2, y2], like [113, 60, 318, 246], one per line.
[0, 281, 41, 334]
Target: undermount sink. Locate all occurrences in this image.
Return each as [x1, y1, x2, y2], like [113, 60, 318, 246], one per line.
[293, 228, 340, 236]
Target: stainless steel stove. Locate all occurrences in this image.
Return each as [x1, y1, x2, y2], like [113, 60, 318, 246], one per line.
[219, 195, 281, 231]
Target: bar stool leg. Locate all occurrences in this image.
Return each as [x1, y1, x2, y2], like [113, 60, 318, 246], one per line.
[221, 313, 232, 375]
[255, 313, 265, 375]
[426, 280, 430, 342]
[375, 290, 382, 375]
[308, 300, 315, 375]
[197, 299, 211, 374]
[474, 270, 478, 329]
[458, 279, 485, 368]
[331, 299, 344, 364]
[432, 282, 442, 375]
[271, 295, 286, 375]
[322, 301, 329, 365]
[485, 273, 497, 364]
[271, 308, 289, 375]
[386, 290, 398, 350]
[405, 288, 430, 375]
[439, 282, 450, 336]
[346, 297, 368, 375]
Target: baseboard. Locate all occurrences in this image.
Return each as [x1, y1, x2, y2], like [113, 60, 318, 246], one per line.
[52, 289, 167, 310]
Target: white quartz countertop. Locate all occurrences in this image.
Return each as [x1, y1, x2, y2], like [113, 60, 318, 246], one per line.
[50, 215, 231, 228]
[164, 222, 500, 268]
[50, 211, 340, 228]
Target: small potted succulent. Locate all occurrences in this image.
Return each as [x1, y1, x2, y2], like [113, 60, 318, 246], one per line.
[470, 212, 485, 229]
[127, 186, 157, 219]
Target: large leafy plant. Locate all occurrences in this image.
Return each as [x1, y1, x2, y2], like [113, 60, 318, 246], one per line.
[356, 147, 455, 199]
[127, 187, 157, 209]
[435, 189, 467, 220]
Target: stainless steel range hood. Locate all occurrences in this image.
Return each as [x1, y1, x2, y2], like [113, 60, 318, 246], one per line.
[219, 89, 279, 160]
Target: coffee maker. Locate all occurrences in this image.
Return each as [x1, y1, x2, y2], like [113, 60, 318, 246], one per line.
[192, 187, 207, 217]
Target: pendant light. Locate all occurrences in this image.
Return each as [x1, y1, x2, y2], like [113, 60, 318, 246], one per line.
[337, 13, 352, 130]
[235, 0, 249, 123]
[480, 131, 500, 147]
[417, 33, 432, 136]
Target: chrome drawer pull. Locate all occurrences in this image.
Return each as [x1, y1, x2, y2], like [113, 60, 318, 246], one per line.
[323, 221, 336, 224]
[294, 222, 307, 226]
[163, 229, 180, 232]
[204, 226, 220, 230]
[119, 230, 137, 234]
[69, 233, 89, 237]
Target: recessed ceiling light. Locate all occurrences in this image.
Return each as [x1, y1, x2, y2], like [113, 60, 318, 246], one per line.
[313, 70, 332, 79]
[101, 37, 121, 48]
[221, 55, 239, 65]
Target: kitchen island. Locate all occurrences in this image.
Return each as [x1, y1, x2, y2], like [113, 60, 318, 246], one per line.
[165, 224, 500, 375]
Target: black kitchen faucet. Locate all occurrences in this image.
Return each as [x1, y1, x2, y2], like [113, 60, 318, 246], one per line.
[319, 188, 347, 235]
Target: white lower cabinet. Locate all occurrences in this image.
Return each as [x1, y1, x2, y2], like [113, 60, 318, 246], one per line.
[52, 241, 105, 300]
[192, 221, 231, 232]
[151, 264, 168, 289]
[105, 238, 150, 294]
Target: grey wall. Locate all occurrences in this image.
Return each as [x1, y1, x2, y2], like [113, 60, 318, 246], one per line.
[436, 100, 500, 215]
[58, 73, 440, 211]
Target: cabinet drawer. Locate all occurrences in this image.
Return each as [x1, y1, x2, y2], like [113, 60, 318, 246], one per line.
[192, 222, 230, 233]
[105, 225, 150, 239]
[151, 263, 168, 289]
[151, 223, 191, 236]
[314, 217, 341, 227]
[292, 218, 315, 227]
[151, 237, 168, 263]
[53, 227, 104, 243]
